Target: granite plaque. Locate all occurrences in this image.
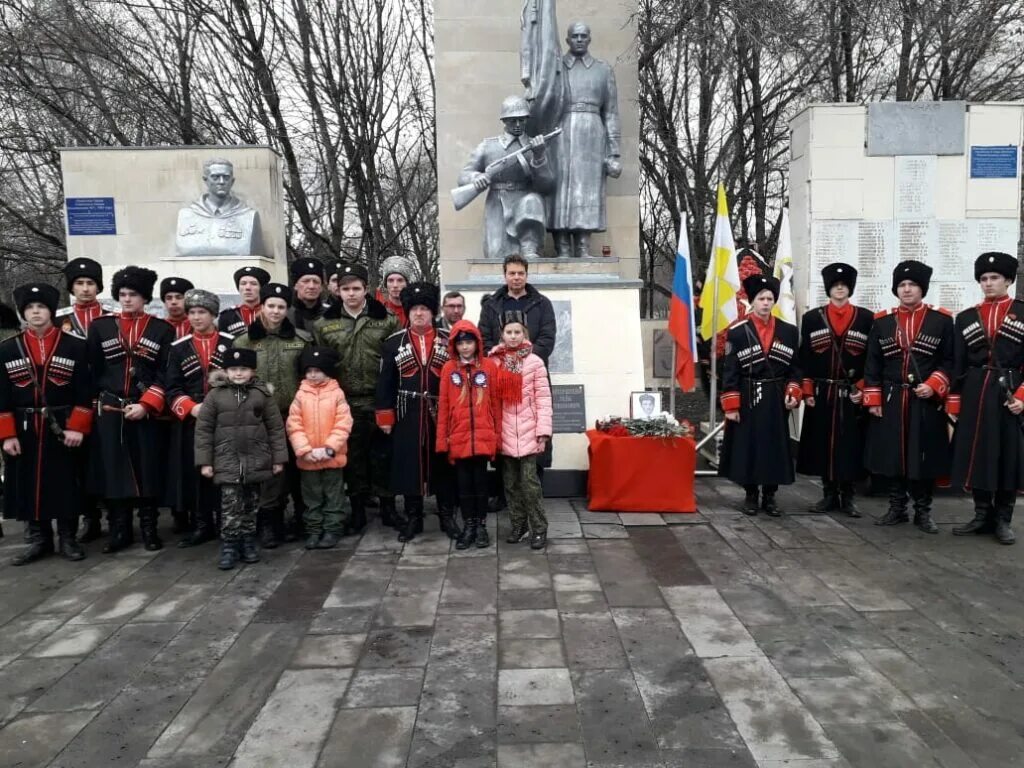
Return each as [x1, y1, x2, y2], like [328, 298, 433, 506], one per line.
[551, 384, 586, 434]
[867, 102, 965, 157]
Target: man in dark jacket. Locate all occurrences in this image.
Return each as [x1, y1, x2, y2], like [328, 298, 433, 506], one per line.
[289, 258, 328, 331]
[479, 254, 557, 364]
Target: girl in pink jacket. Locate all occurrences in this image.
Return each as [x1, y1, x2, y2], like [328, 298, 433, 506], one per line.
[489, 311, 553, 550]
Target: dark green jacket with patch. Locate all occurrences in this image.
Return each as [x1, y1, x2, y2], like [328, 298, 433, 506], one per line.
[231, 317, 312, 414]
[312, 297, 397, 406]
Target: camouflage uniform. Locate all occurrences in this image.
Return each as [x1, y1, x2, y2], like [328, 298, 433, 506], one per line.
[220, 484, 261, 540]
[502, 456, 547, 534]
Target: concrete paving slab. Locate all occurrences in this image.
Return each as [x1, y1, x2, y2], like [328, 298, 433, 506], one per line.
[498, 638, 565, 669]
[317, 706, 417, 767]
[618, 513, 667, 526]
[26, 622, 118, 658]
[0, 657, 77, 725]
[232, 668, 352, 768]
[552, 572, 601, 591]
[291, 632, 366, 667]
[498, 588, 556, 610]
[499, 609, 560, 638]
[561, 611, 629, 669]
[628, 527, 711, 587]
[342, 669, 425, 708]
[822, 721, 942, 768]
[496, 704, 580, 744]
[588, 540, 665, 606]
[581, 523, 630, 539]
[360, 627, 433, 668]
[554, 590, 609, 613]
[572, 668, 659, 763]
[0, 710, 97, 768]
[497, 742, 586, 767]
[498, 668, 575, 705]
[323, 553, 398, 608]
[661, 585, 761, 658]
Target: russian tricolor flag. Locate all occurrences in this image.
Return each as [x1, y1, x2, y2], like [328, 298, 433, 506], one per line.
[668, 214, 697, 392]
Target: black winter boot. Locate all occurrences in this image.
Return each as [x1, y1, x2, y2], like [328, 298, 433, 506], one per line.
[761, 488, 781, 517]
[349, 496, 369, 532]
[839, 483, 861, 518]
[876, 481, 910, 526]
[456, 517, 478, 550]
[317, 532, 342, 549]
[507, 520, 529, 544]
[240, 535, 260, 563]
[995, 498, 1016, 545]
[810, 481, 840, 513]
[78, 511, 103, 543]
[475, 510, 491, 548]
[218, 539, 239, 570]
[13, 521, 54, 566]
[911, 486, 938, 534]
[955, 491, 996, 536]
[376, 497, 395, 529]
[438, 505, 462, 540]
[742, 485, 759, 516]
[139, 507, 163, 551]
[259, 508, 280, 549]
[178, 509, 216, 548]
[398, 498, 424, 543]
[102, 506, 133, 553]
[58, 519, 85, 561]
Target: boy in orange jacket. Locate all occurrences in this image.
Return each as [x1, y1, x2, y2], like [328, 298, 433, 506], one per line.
[286, 346, 354, 549]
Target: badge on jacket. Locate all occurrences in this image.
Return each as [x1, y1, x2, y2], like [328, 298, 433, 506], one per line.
[450, 371, 463, 387]
[473, 371, 488, 388]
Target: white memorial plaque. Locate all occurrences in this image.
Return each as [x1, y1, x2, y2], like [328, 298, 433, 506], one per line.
[855, 282, 891, 314]
[897, 219, 936, 264]
[895, 156, 936, 219]
[857, 220, 894, 277]
[971, 219, 1019, 256]
[936, 220, 971, 282]
[810, 220, 857, 274]
[936, 283, 975, 313]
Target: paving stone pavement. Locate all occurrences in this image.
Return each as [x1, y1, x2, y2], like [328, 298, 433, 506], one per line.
[1, 480, 1024, 767]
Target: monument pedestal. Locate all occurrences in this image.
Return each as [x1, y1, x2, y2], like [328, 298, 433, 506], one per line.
[160, 255, 282, 298]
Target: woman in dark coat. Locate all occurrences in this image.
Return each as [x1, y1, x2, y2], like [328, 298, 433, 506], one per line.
[948, 252, 1024, 544]
[719, 275, 803, 516]
[796, 263, 874, 516]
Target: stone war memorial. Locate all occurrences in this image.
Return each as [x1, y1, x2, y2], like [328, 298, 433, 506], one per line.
[439, 0, 644, 492]
[60, 145, 287, 300]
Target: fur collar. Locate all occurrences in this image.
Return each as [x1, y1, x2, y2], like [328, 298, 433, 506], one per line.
[323, 296, 389, 321]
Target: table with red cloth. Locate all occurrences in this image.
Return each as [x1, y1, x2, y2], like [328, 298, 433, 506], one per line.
[585, 429, 697, 513]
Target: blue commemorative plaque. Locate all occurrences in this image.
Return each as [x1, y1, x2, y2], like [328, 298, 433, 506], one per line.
[66, 197, 117, 235]
[970, 146, 1019, 179]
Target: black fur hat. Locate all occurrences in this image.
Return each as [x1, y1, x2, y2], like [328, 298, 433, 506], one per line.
[299, 346, 340, 375]
[821, 262, 857, 296]
[14, 283, 60, 318]
[160, 276, 195, 301]
[974, 252, 1018, 283]
[891, 260, 933, 297]
[260, 283, 293, 305]
[289, 258, 325, 284]
[400, 282, 439, 315]
[111, 266, 159, 303]
[233, 266, 271, 288]
[63, 258, 104, 293]
[742, 274, 780, 303]
[224, 347, 258, 370]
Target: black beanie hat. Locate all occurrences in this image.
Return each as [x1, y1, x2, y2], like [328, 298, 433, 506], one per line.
[234, 266, 271, 288]
[63, 258, 104, 293]
[260, 283, 293, 306]
[14, 283, 60, 319]
[974, 251, 1018, 283]
[742, 274, 780, 303]
[160, 276, 195, 301]
[111, 266, 159, 303]
[891, 260, 933, 297]
[821, 262, 858, 297]
[299, 346, 340, 375]
[224, 347, 258, 370]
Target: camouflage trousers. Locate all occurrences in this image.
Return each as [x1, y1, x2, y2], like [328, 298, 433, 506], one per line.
[220, 483, 260, 541]
[502, 455, 547, 533]
[301, 468, 349, 534]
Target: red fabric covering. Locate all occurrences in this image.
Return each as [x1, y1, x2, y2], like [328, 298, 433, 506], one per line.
[239, 303, 260, 328]
[167, 314, 191, 339]
[586, 430, 697, 513]
[826, 302, 854, 337]
[73, 301, 104, 331]
[749, 313, 775, 354]
[979, 295, 1012, 338]
[0, 413, 16, 441]
[375, 409, 396, 427]
[23, 327, 59, 365]
[66, 406, 93, 434]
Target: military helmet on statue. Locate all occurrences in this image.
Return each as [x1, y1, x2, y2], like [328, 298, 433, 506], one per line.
[500, 96, 531, 121]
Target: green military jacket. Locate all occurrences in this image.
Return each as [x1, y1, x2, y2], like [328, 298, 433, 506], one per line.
[312, 297, 397, 406]
[232, 317, 311, 414]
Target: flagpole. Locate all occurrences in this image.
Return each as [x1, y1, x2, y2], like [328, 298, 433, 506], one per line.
[708, 263, 719, 437]
[669, 342, 676, 414]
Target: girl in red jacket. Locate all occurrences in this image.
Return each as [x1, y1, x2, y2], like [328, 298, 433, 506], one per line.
[436, 320, 502, 549]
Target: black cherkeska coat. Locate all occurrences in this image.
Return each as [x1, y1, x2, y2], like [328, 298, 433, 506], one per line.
[0, 330, 94, 522]
[376, 328, 450, 496]
[86, 313, 175, 500]
[863, 305, 954, 480]
[718, 317, 802, 486]
[796, 304, 874, 482]
[949, 299, 1024, 491]
[163, 331, 235, 511]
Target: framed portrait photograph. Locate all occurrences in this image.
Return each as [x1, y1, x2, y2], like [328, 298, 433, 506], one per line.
[630, 390, 662, 421]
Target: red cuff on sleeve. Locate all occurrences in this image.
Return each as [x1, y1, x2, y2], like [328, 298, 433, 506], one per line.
[1014, 384, 1024, 403]
[720, 391, 741, 413]
[855, 378, 865, 391]
[802, 378, 814, 397]
[139, 385, 166, 414]
[0, 412, 16, 441]
[946, 394, 961, 417]
[375, 409, 396, 428]
[786, 383, 803, 403]
[171, 395, 197, 420]
[66, 406, 93, 435]
[924, 372, 949, 401]
[863, 387, 882, 407]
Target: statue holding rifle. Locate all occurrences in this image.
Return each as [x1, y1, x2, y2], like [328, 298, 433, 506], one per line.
[455, 96, 559, 260]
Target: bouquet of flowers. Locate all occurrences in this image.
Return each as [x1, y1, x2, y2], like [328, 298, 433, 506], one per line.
[596, 413, 693, 439]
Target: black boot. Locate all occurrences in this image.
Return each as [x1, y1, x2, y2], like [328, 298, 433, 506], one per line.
[374, 499, 393, 528]
[283, 512, 300, 543]
[995, 497, 1016, 545]
[78, 512, 103, 543]
[876, 481, 910, 526]
[171, 509, 190, 535]
[139, 507, 164, 551]
[911, 486, 938, 534]
[438, 505, 462, 540]
[259, 508, 280, 549]
[350, 496, 369, 532]
[475, 509, 491, 548]
[810, 481, 840, 513]
[397, 498, 424, 543]
[742, 486, 759, 516]
[13, 521, 54, 566]
[218, 539, 239, 570]
[178, 509, 216, 548]
[456, 517, 478, 550]
[839, 483, 862, 518]
[507, 520, 529, 544]
[57, 519, 85, 561]
[761, 488, 781, 517]
[317, 531, 342, 549]
[955, 491, 996, 536]
[240, 534, 260, 563]
[102, 506, 132, 553]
